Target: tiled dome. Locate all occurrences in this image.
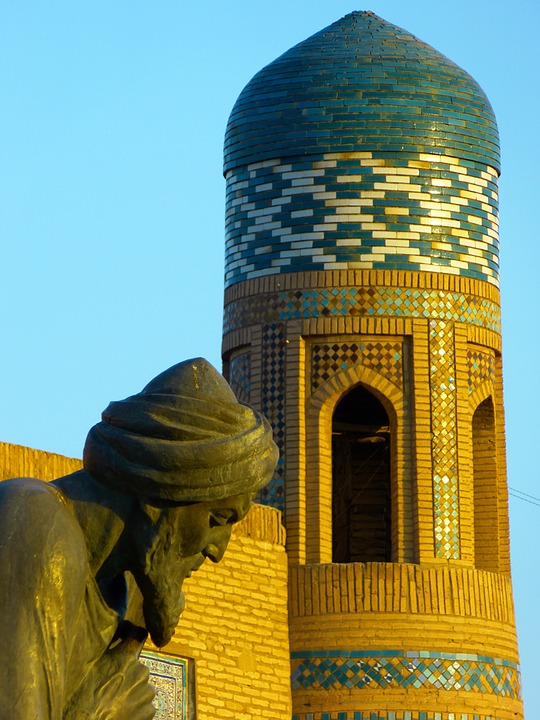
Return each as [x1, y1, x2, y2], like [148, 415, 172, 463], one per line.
[223, 13, 500, 288]
[224, 11, 499, 174]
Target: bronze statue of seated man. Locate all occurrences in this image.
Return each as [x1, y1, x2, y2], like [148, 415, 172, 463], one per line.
[0, 358, 277, 719]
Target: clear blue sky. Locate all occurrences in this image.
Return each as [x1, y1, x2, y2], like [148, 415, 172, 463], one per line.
[1, 1, 539, 715]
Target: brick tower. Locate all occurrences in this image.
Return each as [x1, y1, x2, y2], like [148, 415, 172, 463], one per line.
[222, 12, 523, 720]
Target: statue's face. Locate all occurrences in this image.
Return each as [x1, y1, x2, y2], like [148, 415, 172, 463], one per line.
[133, 491, 253, 647]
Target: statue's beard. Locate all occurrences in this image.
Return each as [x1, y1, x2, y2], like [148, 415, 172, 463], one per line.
[137, 576, 186, 647]
[131, 510, 204, 647]
[132, 541, 192, 647]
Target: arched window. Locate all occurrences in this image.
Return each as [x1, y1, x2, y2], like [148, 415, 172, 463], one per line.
[472, 396, 499, 571]
[332, 384, 391, 563]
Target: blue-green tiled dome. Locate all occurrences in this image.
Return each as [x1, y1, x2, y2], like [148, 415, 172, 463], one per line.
[224, 11, 499, 174]
[223, 12, 500, 288]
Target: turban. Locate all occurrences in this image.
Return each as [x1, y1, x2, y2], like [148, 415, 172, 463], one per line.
[83, 358, 278, 503]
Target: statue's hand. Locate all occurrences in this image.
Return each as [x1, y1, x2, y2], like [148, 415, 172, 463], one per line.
[64, 636, 156, 720]
[94, 640, 156, 720]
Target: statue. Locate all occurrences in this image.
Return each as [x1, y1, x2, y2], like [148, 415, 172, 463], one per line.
[0, 358, 278, 719]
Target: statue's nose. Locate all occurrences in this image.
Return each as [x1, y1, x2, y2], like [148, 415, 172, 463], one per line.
[203, 526, 233, 563]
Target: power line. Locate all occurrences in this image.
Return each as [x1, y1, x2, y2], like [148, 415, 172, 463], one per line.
[508, 487, 540, 507]
[509, 487, 540, 502]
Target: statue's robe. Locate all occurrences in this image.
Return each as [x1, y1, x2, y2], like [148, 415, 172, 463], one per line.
[0, 478, 120, 719]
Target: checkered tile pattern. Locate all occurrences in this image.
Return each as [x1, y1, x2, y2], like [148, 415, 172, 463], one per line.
[260, 323, 286, 511]
[468, 348, 495, 395]
[430, 320, 459, 558]
[291, 650, 520, 699]
[229, 350, 251, 405]
[223, 286, 501, 335]
[311, 341, 402, 390]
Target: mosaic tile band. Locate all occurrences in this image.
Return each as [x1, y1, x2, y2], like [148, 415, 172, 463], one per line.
[140, 651, 188, 720]
[311, 341, 403, 391]
[291, 650, 520, 699]
[430, 320, 459, 558]
[223, 286, 501, 336]
[293, 713, 509, 720]
[225, 153, 498, 287]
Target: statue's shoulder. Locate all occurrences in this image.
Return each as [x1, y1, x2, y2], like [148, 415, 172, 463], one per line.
[0, 476, 69, 510]
[0, 477, 86, 562]
[0, 476, 55, 496]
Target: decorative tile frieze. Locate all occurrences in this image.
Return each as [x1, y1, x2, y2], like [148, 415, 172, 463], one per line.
[223, 286, 501, 336]
[291, 650, 521, 699]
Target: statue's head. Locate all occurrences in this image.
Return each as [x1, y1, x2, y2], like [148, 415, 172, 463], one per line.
[83, 358, 278, 646]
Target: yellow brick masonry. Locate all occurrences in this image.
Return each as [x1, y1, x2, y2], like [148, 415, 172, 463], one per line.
[0, 441, 82, 481]
[289, 563, 516, 629]
[0, 442, 293, 720]
[289, 562, 521, 719]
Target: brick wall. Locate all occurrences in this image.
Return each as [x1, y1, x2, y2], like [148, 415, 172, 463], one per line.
[0, 441, 82, 480]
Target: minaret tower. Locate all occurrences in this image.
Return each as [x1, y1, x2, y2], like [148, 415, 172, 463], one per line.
[222, 12, 523, 720]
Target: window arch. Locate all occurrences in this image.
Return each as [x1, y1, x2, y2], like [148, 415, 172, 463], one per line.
[332, 384, 392, 563]
[472, 396, 499, 571]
